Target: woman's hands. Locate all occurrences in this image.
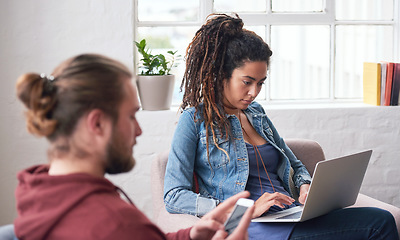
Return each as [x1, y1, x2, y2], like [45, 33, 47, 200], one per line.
[298, 184, 310, 204]
[252, 192, 295, 218]
[252, 184, 311, 218]
[189, 184, 311, 239]
[189, 191, 254, 240]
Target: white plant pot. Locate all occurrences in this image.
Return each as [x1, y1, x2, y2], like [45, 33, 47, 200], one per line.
[136, 75, 175, 111]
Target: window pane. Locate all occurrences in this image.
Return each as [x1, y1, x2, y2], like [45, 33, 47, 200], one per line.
[138, 0, 199, 22]
[214, 0, 266, 13]
[272, 0, 324, 12]
[137, 27, 198, 104]
[335, 25, 394, 99]
[336, 0, 394, 20]
[270, 26, 330, 100]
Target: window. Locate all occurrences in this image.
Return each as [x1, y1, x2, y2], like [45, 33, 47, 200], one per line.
[134, 0, 399, 104]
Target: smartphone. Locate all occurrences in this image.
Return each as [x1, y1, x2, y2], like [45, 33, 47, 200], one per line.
[224, 198, 254, 235]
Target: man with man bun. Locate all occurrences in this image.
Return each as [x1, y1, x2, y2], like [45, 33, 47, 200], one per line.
[13, 53, 253, 240]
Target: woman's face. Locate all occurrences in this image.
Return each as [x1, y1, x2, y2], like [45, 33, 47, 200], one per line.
[222, 61, 268, 111]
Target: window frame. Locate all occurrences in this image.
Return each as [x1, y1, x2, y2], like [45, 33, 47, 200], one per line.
[133, 0, 400, 104]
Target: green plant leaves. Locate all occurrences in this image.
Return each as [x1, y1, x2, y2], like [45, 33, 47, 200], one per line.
[134, 39, 179, 75]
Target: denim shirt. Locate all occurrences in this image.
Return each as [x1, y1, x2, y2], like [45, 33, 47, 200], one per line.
[164, 102, 311, 217]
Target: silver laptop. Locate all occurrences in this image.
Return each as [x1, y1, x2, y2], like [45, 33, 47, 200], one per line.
[252, 149, 372, 223]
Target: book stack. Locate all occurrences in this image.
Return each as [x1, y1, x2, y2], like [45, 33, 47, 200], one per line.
[363, 62, 400, 106]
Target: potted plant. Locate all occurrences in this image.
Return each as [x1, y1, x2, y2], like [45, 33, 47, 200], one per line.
[135, 39, 179, 111]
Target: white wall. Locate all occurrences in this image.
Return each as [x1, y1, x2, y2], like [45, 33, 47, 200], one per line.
[1, 0, 399, 227]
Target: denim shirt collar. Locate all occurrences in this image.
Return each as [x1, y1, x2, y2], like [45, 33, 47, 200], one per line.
[224, 102, 264, 126]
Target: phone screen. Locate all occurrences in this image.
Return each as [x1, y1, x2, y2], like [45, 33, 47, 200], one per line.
[224, 199, 253, 235]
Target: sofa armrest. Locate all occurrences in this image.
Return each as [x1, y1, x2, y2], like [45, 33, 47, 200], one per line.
[285, 138, 325, 176]
[352, 193, 400, 235]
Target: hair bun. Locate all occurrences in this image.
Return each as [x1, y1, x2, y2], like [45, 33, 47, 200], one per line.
[16, 73, 57, 137]
[220, 15, 243, 37]
[206, 14, 243, 39]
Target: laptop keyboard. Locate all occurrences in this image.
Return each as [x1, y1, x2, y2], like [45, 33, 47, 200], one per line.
[276, 211, 302, 220]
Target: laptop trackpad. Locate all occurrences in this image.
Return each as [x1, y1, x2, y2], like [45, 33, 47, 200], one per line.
[277, 210, 302, 219]
[252, 206, 303, 222]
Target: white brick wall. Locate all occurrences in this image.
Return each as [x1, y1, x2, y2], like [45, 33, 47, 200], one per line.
[265, 106, 400, 210]
[107, 106, 400, 220]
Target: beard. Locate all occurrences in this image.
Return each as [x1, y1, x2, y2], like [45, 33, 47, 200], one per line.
[104, 127, 135, 174]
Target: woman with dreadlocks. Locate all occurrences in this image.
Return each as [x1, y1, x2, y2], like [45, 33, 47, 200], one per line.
[163, 14, 398, 239]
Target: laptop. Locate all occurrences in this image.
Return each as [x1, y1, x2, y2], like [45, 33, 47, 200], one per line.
[252, 149, 372, 223]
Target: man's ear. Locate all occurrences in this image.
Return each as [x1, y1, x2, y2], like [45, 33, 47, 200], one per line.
[85, 109, 112, 136]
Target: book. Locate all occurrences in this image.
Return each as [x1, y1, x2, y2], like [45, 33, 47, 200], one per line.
[363, 62, 381, 106]
[390, 63, 400, 106]
[380, 62, 387, 105]
[384, 62, 394, 106]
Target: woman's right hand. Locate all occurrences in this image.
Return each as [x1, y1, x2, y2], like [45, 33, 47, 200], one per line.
[252, 192, 295, 218]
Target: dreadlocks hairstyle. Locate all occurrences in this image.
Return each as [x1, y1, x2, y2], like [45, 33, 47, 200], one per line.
[180, 13, 273, 160]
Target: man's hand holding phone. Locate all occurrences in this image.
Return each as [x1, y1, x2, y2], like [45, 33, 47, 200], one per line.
[190, 191, 254, 240]
[224, 198, 254, 235]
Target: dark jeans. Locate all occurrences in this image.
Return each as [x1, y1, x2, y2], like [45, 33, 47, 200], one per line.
[290, 207, 399, 240]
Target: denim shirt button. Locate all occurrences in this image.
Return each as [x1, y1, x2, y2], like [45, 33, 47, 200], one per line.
[281, 148, 285, 153]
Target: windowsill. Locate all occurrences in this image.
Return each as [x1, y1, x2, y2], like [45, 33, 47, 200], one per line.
[261, 102, 381, 110]
[165, 101, 399, 111]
